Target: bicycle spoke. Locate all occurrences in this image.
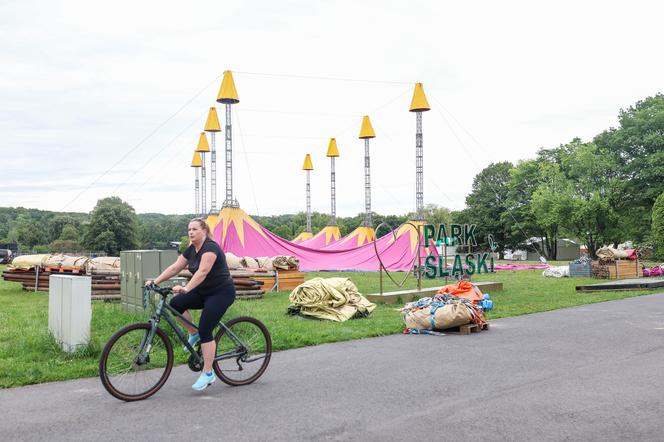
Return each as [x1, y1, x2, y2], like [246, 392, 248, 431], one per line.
[213, 317, 271, 386]
[100, 323, 173, 401]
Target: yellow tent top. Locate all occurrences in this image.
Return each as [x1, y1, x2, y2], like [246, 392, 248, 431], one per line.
[191, 151, 202, 167]
[359, 115, 376, 139]
[195, 132, 210, 153]
[326, 138, 339, 157]
[409, 82, 430, 112]
[302, 153, 313, 170]
[205, 107, 221, 132]
[216, 70, 240, 104]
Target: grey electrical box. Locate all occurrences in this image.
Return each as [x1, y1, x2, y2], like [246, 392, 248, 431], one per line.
[120, 250, 178, 313]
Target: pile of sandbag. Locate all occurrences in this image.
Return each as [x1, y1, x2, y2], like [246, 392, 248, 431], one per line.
[287, 277, 376, 321]
[401, 292, 487, 333]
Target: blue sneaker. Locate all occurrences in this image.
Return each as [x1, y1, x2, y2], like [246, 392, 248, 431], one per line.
[183, 332, 200, 352]
[192, 371, 215, 391]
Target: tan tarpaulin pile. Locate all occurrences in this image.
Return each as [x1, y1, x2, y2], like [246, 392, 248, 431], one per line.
[86, 257, 120, 273]
[224, 253, 298, 271]
[287, 277, 376, 322]
[272, 255, 299, 270]
[595, 246, 629, 260]
[225, 252, 243, 269]
[44, 254, 90, 269]
[7, 254, 49, 270]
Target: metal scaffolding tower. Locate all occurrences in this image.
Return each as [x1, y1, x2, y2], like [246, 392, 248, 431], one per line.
[326, 138, 340, 226]
[216, 71, 240, 208]
[302, 153, 314, 233]
[409, 83, 430, 221]
[359, 116, 376, 227]
[205, 107, 221, 214]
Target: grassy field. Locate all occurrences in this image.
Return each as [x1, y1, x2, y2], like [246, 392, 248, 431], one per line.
[1, 263, 661, 388]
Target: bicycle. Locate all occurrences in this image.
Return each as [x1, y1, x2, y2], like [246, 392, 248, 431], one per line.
[99, 284, 272, 401]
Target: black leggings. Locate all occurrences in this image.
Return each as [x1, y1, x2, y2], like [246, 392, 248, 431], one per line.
[169, 285, 236, 343]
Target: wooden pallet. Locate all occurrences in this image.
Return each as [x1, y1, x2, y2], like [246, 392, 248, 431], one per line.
[45, 266, 83, 274]
[448, 322, 490, 335]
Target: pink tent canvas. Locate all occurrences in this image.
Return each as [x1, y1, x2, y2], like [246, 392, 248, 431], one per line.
[210, 207, 437, 271]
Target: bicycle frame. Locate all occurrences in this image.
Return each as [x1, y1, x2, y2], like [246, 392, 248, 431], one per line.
[143, 292, 249, 365]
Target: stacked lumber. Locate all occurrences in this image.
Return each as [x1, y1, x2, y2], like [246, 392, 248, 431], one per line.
[2, 268, 121, 300]
[178, 269, 267, 299]
[592, 259, 642, 279]
[252, 270, 304, 292]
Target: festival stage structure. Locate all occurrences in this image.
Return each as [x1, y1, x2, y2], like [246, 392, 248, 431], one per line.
[293, 154, 314, 243]
[298, 138, 342, 248]
[203, 71, 437, 272]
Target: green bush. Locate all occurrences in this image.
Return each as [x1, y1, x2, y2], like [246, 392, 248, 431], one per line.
[652, 192, 664, 259]
[31, 245, 50, 253]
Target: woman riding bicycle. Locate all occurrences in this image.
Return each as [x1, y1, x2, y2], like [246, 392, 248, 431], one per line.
[148, 218, 235, 391]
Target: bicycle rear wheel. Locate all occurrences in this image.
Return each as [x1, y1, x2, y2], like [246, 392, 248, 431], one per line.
[213, 316, 272, 386]
[99, 322, 174, 401]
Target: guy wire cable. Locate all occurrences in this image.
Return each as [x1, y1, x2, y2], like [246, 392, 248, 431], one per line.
[428, 91, 545, 259]
[60, 73, 223, 211]
[234, 70, 412, 85]
[111, 109, 208, 197]
[234, 108, 261, 217]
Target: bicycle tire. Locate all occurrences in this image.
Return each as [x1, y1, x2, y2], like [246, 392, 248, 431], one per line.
[213, 316, 272, 386]
[99, 322, 174, 401]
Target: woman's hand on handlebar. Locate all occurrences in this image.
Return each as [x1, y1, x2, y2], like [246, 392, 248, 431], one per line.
[172, 285, 187, 295]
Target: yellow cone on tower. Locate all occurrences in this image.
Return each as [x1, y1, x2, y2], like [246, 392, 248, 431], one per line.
[359, 115, 376, 139]
[191, 151, 202, 167]
[196, 132, 210, 153]
[204, 107, 221, 132]
[302, 153, 314, 170]
[326, 138, 339, 157]
[409, 83, 430, 112]
[216, 70, 240, 104]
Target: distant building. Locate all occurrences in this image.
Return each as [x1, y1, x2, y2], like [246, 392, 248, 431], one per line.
[524, 238, 581, 261]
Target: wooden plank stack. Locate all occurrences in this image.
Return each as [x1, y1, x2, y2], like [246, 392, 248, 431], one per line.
[592, 259, 642, 279]
[179, 269, 267, 299]
[252, 270, 305, 292]
[2, 268, 121, 300]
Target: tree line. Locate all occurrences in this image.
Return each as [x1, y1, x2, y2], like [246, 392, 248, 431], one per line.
[2, 94, 663, 259]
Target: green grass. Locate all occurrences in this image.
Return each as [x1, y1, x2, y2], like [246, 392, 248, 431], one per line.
[1, 263, 661, 388]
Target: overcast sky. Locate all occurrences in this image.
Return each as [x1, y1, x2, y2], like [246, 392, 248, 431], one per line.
[2, 0, 662, 217]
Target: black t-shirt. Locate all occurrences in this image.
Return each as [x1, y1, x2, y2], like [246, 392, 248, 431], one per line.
[182, 239, 232, 293]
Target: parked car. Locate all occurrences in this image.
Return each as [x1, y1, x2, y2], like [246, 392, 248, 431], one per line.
[0, 249, 13, 264]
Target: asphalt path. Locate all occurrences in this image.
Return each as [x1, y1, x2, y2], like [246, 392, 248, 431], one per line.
[2, 293, 664, 441]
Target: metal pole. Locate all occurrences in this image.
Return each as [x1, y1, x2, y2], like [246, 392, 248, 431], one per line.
[194, 168, 200, 215]
[306, 170, 311, 232]
[200, 152, 207, 217]
[415, 111, 423, 220]
[210, 132, 217, 213]
[417, 224, 422, 292]
[364, 138, 372, 227]
[223, 103, 238, 207]
[330, 157, 336, 225]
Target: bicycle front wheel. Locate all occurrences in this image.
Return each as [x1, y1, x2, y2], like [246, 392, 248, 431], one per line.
[213, 316, 272, 386]
[99, 323, 174, 401]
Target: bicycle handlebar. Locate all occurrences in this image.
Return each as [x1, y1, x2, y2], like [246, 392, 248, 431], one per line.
[144, 283, 173, 296]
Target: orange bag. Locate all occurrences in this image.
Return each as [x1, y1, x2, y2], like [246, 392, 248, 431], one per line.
[436, 280, 484, 303]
